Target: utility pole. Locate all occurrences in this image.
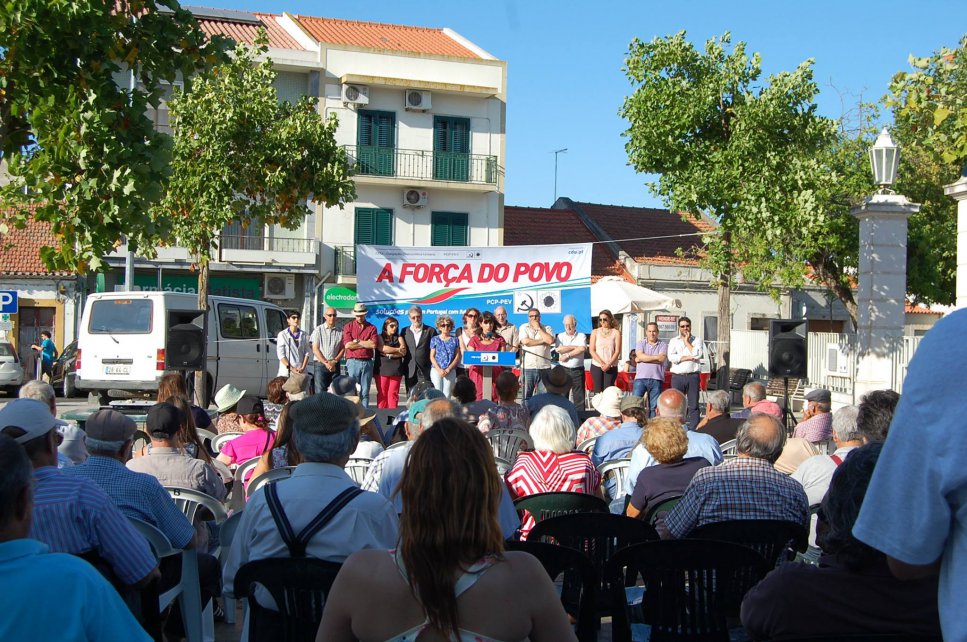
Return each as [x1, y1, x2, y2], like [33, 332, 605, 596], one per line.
[553, 148, 567, 202]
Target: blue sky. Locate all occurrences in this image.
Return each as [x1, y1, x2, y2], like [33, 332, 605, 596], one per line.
[226, 0, 963, 209]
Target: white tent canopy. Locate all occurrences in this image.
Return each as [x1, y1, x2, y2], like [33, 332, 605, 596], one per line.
[590, 276, 680, 315]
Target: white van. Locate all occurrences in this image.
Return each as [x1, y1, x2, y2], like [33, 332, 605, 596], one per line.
[76, 291, 288, 404]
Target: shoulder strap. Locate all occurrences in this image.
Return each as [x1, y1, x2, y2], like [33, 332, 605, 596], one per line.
[829, 454, 843, 466]
[266, 484, 364, 558]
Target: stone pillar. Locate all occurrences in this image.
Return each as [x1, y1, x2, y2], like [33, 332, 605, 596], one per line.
[944, 172, 967, 308]
[851, 193, 921, 399]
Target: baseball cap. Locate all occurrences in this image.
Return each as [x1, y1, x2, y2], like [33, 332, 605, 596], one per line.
[619, 395, 645, 414]
[0, 398, 67, 444]
[236, 395, 264, 416]
[408, 398, 433, 422]
[146, 402, 184, 437]
[85, 409, 137, 442]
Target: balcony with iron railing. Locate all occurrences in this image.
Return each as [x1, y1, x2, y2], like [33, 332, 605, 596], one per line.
[219, 232, 318, 266]
[334, 245, 356, 278]
[344, 145, 501, 189]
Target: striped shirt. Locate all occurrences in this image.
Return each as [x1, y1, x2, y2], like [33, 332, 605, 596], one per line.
[663, 457, 810, 539]
[64, 456, 195, 549]
[310, 324, 343, 361]
[30, 466, 157, 585]
[506, 450, 601, 539]
[576, 415, 622, 445]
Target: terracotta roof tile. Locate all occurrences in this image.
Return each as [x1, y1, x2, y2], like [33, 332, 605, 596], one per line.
[197, 12, 305, 50]
[569, 201, 713, 266]
[294, 15, 479, 59]
[503, 207, 634, 283]
[905, 304, 941, 315]
[0, 207, 71, 276]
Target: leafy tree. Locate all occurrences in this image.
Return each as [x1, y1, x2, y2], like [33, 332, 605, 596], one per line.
[620, 31, 835, 383]
[0, 0, 230, 271]
[155, 36, 356, 400]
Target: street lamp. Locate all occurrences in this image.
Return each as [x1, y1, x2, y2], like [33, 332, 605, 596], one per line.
[869, 128, 899, 191]
[553, 147, 567, 202]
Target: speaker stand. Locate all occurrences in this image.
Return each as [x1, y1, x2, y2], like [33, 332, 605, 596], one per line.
[782, 377, 797, 433]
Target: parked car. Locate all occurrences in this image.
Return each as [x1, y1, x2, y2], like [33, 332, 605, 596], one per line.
[50, 339, 80, 398]
[0, 342, 25, 395]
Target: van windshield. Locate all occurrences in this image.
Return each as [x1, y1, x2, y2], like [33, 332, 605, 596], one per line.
[89, 299, 153, 334]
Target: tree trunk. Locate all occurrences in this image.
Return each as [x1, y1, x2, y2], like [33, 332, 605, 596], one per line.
[715, 269, 731, 395]
[809, 257, 858, 330]
[194, 260, 209, 408]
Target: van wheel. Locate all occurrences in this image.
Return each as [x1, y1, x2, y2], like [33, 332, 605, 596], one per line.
[63, 374, 76, 398]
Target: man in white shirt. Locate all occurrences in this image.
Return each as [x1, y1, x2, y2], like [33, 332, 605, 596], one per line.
[555, 314, 587, 409]
[518, 308, 555, 400]
[277, 310, 310, 379]
[667, 316, 703, 428]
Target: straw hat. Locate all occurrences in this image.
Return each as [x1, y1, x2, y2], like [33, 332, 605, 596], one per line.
[592, 386, 624, 418]
[214, 384, 246, 413]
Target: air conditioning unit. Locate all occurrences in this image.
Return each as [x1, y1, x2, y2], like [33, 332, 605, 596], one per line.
[404, 89, 431, 111]
[264, 274, 295, 299]
[825, 343, 850, 375]
[341, 84, 369, 106]
[402, 188, 428, 208]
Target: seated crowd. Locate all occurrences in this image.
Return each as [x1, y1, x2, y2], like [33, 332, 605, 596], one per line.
[0, 357, 945, 641]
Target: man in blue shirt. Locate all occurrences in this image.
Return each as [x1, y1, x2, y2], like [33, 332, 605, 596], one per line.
[30, 330, 57, 381]
[592, 395, 647, 468]
[0, 432, 151, 641]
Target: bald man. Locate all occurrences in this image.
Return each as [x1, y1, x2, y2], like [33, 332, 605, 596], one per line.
[311, 306, 345, 393]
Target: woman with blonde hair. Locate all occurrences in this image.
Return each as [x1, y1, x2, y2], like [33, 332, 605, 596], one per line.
[626, 417, 709, 520]
[318, 418, 575, 642]
[505, 405, 601, 539]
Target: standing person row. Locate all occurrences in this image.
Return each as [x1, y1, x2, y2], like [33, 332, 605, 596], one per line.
[555, 314, 587, 409]
[589, 310, 621, 393]
[519, 308, 555, 400]
[343, 303, 379, 408]
[634, 322, 668, 417]
[668, 316, 703, 428]
[311, 307, 344, 394]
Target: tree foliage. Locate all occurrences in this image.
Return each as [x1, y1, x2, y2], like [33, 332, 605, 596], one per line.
[156, 35, 356, 295]
[0, 0, 230, 271]
[620, 31, 836, 373]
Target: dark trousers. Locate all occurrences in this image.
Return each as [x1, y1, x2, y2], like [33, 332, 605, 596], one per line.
[590, 363, 617, 392]
[314, 363, 337, 394]
[671, 371, 701, 429]
[565, 367, 586, 409]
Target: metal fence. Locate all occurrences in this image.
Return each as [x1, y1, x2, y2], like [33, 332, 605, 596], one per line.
[220, 235, 315, 253]
[730, 329, 922, 398]
[344, 145, 501, 185]
[334, 245, 355, 276]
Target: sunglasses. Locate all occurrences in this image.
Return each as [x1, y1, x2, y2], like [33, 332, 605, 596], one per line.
[679, 324, 690, 329]
[439, 322, 453, 327]
[598, 317, 609, 322]
[324, 313, 336, 317]
[465, 313, 478, 318]
[288, 315, 300, 320]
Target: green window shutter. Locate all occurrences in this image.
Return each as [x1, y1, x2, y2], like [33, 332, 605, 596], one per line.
[431, 212, 468, 246]
[433, 117, 449, 152]
[357, 111, 395, 176]
[375, 208, 393, 245]
[357, 112, 374, 146]
[355, 208, 375, 244]
[433, 117, 471, 181]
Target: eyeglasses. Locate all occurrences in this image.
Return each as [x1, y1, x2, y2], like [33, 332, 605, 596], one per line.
[679, 324, 690, 329]
[465, 313, 477, 318]
[598, 317, 609, 322]
[528, 314, 539, 319]
[288, 315, 300, 320]
[439, 322, 453, 327]
[324, 313, 336, 317]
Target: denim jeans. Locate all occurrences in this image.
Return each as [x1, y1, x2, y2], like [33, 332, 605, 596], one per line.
[632, 377, 663, 417]
[313, 362, 337, 394]
[522, 368, 546, 400]
[430, 368, 456, 397]
[346, 358, 374, 408]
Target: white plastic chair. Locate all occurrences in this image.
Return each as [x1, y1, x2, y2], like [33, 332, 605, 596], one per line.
[486, 429, 534, 462]
[196, 428, 217, 454]
[128, 518, 206, 642]
[211, 431, 243, 454]
[217, 511, 245, 625]
[165, 487, 229, 527]
[345, 457, 373, 486]
[720, 438, 738, 461]
[246, 466, 296, 497]
[598, 458, 631, 501]
[577, 436, 598, 455]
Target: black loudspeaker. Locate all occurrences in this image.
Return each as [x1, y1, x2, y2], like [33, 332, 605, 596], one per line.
[768, 319, 808, 378]
[166, 310, 207, 370]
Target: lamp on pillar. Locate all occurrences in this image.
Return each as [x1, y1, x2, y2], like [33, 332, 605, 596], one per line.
[851, 127, 921, 400]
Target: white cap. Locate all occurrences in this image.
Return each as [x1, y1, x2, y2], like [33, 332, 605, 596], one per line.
[0, 398, 67, 444]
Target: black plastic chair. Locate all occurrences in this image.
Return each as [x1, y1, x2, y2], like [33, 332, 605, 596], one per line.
[642, 495, 683, 526]
[530, 512, 659, 626]
[513, 492, 608, 529]
[233, 558, 343, 642]
[605, 539, 769, 642]
[764, 636, 942, 642]
[506, 540, 599, 642]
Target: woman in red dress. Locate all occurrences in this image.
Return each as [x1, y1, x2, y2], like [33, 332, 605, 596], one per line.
[505, 405, 602, 539]
[466, 311, 505, 402]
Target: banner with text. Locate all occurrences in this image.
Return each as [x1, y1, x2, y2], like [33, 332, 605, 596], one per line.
[356, 244, 593, 333]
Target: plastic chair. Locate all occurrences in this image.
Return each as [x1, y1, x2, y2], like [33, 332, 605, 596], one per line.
[642, 495, 683, 526]
[218, 510, 245, 625]
[129, 518, 206, 642]
[494, 455, 512, 478]
[133, 429, 152, 454]
[196, 428, 217, 455]
[530, 512, 658, 625]
[598, 458, 631, 501]
[506, 540, 599, 642]
[513, 492, 608, 528]
[486, 428, 534, 462]
[577, 436, 598, 455]
[165, 487, 229, 529]
[605, 539, 769, 642]
[247, 466, 296, 496]
[211, 431, 243, 454]
[719, 438, 738, 460]
[386, 440, 409, 450]
[233, 558, 343, 642]
[344, 457, 373, 486]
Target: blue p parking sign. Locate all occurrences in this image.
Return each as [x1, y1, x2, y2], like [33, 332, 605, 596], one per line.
[0, 291, 17, 314]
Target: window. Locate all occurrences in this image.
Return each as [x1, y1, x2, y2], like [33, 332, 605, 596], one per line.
[89, 300, 153, 334]
[266, 308, 287, 338]
[355, 208, 393, 245]
[433, 116, 470, 181]
[430, 212, 469, 246]
[140, 81, 181, 135]
[750, 317, 772, 331]
[219, 305, 260, 339]
[357, 110, 396, 176]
